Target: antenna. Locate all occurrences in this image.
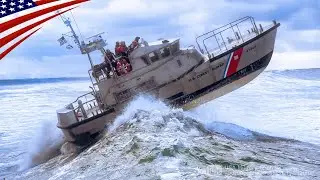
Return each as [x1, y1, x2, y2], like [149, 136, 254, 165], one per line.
[87, 32, 105, 40]
[59, 14, 94, 68]
[57, 11, 108, 69]
[59, 14, 82, 50]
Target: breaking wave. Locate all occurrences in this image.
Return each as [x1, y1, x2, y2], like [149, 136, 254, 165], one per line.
[17, 95, 292, 173]
[1, 68, 319, 179]
[11, 95, 320, 179]
[110, 95, 276, 142]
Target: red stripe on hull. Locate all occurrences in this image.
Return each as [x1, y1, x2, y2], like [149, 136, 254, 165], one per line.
[226, 48, 243, 77]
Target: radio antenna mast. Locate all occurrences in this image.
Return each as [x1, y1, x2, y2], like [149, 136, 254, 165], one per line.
[58, 12, 107, 70]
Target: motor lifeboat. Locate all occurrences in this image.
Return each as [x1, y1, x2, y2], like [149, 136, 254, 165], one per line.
[56, 16, 280, 145]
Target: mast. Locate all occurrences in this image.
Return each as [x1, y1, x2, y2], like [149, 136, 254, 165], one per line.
[60, 15, 95, 69]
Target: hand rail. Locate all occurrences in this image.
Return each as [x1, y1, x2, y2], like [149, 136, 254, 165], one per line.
[74, 98, 103, 121]
[71, 91, 93, 104]
[195, 16, 259, 57]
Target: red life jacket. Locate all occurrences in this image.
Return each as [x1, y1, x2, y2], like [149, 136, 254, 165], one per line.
[115, 47, 121, 55]
[119, 46, 127, 53]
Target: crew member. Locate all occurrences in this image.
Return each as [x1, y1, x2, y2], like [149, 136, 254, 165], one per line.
[119, 41, 128, 57]
[115, 41, 120, 56]
[104, 49, 120, 76]
[129, 37, 140, 53]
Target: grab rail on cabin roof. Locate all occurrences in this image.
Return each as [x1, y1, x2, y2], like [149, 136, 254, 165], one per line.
[195, 16, 259, 58]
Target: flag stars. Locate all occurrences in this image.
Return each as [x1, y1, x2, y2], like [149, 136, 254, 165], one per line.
[19, 0, 24, 3]
[0, 10, 5, 15]
[27, 2, 33, 6]
[1, 0, 6, 3]
[9, 2, 15, 6]
[1, 4, 6, 9]
[9, 7, 14, 12]
[18, 5, 24, 9]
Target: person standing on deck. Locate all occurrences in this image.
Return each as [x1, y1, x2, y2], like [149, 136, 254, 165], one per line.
[115, 41, 121, 56]
[119, 41, 128, 57]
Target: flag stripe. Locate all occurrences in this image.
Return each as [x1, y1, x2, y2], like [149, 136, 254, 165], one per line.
[0, 0, 89, 33]
[1, 8, 74, 48]
[35, 0, 59, 6]
[0, 28, 41, 60]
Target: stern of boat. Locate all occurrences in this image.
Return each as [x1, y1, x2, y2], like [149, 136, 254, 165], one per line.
[56, 91, 116, 143]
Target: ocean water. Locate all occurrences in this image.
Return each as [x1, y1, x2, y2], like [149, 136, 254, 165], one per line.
[0, 69, 319, 178]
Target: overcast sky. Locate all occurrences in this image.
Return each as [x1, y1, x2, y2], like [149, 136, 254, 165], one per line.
[0, 0, 319, 79]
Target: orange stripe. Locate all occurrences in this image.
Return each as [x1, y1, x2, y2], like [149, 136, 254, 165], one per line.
[0, 0, 89, 33]
[0, 8, 74, 48]
[0, 28, 41, 60]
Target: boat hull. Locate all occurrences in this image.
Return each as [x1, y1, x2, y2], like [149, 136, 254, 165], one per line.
[164, 24, 279, 109]
[57, 108, 117, 143]
[180, 51, 272, 110]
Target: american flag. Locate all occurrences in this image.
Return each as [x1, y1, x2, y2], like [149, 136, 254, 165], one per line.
[0, 0, 89, 60]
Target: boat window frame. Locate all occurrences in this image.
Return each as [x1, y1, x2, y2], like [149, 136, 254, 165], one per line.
[141, 55, 151, 65]
[170, 41, 180, 55]
[159, 46, 171, 58]
[148, 51, 160, 63]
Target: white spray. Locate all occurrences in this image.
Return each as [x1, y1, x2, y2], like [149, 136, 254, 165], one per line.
[109, 95, 256, 140]
[19, 119, 64, 171]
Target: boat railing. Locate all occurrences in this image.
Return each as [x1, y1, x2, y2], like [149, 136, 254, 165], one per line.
[88, 68, 111, 85]
[185, 45, 196, 50]
[88, 54, 116, 85]
[68, 91, 105, 121]
[196, 16, 262, 58]
[88, 54, 132, 86]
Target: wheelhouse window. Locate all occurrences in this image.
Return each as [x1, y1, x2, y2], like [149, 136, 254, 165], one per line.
[141, 56, 150, 65]
[148, 52, 159, 62]
[170, 41, 180, 54]
[160, 47, 170, 58]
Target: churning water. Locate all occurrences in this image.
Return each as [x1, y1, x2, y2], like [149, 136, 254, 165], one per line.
[0, 69, 319, 179]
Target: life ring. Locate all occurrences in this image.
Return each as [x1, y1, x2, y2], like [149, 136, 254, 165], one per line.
[116, 58, 132, 75]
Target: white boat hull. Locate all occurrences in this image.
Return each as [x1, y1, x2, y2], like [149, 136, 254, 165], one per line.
[183, 67, 266, 110]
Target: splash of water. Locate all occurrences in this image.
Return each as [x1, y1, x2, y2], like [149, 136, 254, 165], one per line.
[19, 120, 64, 171]
[108, 94, 176, 132]
[11, 95, 318, 180]
[17, 94, 274, 172]
[109, 95, 258, 141]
